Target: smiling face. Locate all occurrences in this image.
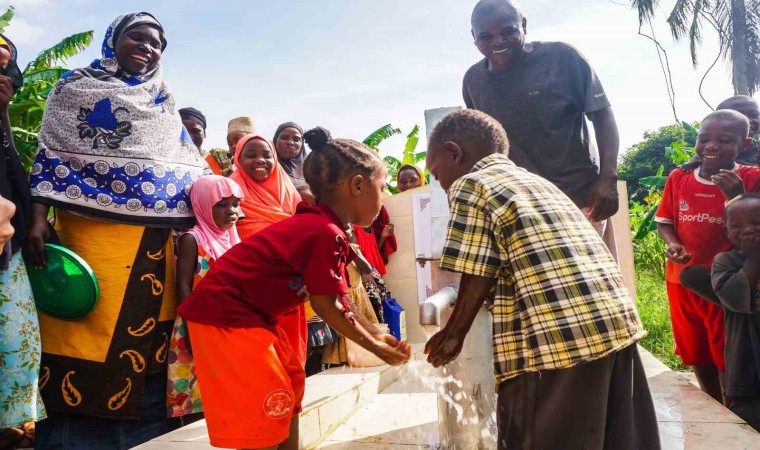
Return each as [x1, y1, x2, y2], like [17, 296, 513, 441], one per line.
[114, 24, 163, 76]
[695, 118, 746, 173]
[472, 2, 526, 70]
[212, 195, 241, 231]
[725, 197, 760, 249]
[182, 119, 205, 149]
[397, 167, 422, 192]
[239, 139, 275, 182]
[275, 127, 304, 161]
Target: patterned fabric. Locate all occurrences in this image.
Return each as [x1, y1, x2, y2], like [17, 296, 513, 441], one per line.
[0, 253, 46, 428]
[38, 211, 177, 419]
[166, 243, 211, 417]
[440, 153, 645, 385]
[29, 13, 208, 228]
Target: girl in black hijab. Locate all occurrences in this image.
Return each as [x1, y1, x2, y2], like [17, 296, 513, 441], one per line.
[273, 122, 308, 181]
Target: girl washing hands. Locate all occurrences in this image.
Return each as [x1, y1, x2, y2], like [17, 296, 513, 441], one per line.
[177, 127, 410, 450]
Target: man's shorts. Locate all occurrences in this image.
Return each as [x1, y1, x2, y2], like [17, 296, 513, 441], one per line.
[188, 321, 305, 449]
[667, 282, 726, 370]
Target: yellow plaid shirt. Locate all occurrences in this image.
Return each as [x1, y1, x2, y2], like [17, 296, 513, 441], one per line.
[440, 154, 645, 385]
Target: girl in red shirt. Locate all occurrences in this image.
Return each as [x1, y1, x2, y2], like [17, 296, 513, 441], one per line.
[178, 127, 411, 450]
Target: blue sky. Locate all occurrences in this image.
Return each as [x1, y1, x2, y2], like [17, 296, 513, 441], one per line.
[7, 0, 743, 160]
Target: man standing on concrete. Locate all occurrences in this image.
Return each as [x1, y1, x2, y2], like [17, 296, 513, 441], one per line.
[464, 0, 620, 242]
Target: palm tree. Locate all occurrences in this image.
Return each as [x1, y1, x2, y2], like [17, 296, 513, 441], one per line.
[631, 0, 760, 95]
[0, 6, 93, 170]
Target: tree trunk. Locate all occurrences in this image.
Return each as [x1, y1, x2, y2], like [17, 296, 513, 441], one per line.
[730, 0, 750, 95]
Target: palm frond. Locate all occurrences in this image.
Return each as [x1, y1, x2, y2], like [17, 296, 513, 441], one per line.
[726, 0, 760, 94]
[667, 0, 696, 39]
[363, 124, 401, 150]
[686, 0, 710, 66]
[631, 0, 659, 25]
[25, 31, 94, 72]
[0, 6, 14, 35]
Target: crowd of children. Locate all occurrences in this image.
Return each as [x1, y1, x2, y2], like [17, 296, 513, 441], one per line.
[0, 2, 758, 450]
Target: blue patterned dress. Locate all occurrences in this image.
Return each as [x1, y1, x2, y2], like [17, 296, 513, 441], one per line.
[0, 252, 46, 428]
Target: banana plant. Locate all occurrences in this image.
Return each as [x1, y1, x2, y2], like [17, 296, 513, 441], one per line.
[364, 124, 426, 193]
[0, 6, 93, 171]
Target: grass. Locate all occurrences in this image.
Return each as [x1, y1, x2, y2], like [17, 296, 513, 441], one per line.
[635, 269, 688, 372]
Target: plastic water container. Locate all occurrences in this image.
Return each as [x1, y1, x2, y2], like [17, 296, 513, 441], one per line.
[382, 298, 407, 342]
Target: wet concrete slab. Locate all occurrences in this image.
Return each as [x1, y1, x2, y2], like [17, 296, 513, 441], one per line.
[136, 346, 759, 449]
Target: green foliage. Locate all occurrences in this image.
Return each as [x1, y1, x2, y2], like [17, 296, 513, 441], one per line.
[618, 122, 698, 204]
[363, 124, 401, 150]
[0, 6, 13, 34]
[1, 6, 93, 172]
[364, 124, 427, 194]
[636, 269, 687, 371]
[630, 194, 667, 276]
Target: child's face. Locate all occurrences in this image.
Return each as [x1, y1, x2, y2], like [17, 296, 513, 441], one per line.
[397, 168, 422, 193]
[730, 100, 760, 137]
[695, 119, 745, 171]
[239, 139, 275, 182]
[426, 142, 472, 191]
[353, 170, 387, 228]
[182, 119, 205, 149]
[227, 131, 248, 154]
[212, 195, 241, 231]
[725, 198, 760, 250]
[472, 4, 526, 68]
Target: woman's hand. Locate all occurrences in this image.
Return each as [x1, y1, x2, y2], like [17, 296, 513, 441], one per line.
[361, 273, 376, 289]
[24, 216, 50, 269]
[0, 196, 15, 254]
[380, 223, 394, 239]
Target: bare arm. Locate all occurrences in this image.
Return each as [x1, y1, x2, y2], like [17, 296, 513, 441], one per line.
[657, 222, 692, 264]
[311, 294, 410, 365]
[23, 202, 51, 268]
[176, 233, 198, 305]
[587, 107, 620, 222]
[425, 274, 497, 367]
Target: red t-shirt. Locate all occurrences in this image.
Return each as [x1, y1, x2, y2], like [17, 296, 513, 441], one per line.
[178, 203, 355, 328]
[655, 165, 760, 284]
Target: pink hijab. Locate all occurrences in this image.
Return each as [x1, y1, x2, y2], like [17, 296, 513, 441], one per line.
[189, 175, 245, 261]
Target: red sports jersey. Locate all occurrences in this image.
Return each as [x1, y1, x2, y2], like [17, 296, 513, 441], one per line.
[178, 203, 355, 328]
[655, 165, 760, 284]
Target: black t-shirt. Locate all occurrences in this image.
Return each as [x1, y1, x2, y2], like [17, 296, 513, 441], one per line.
[712, 251, 760, 398]
[463, 41, 611, 207]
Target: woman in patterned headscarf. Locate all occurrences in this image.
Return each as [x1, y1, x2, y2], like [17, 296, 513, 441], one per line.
[26, 13, 208, 447]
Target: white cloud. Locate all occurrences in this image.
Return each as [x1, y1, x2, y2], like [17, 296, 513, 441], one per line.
[5, 17, 45, 45]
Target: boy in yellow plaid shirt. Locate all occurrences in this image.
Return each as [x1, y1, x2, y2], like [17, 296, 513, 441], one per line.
[424, 109, 660, 450]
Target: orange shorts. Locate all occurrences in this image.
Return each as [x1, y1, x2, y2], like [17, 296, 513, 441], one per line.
[187, 321, 305, 449]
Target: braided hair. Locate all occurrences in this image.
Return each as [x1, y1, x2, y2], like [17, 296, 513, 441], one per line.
[302, 127, 385, 198]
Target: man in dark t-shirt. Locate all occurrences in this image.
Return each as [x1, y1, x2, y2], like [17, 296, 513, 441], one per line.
[464, 0, 621, 228]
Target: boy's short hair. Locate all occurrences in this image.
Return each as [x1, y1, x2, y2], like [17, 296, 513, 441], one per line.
[717, 95, 758, 111]
[429, 109, 510, 155]
[725, 192, 760, 222]
[702, 110, 750, 139]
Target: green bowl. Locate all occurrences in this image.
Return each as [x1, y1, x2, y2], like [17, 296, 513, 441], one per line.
[26, 243, 99, 320]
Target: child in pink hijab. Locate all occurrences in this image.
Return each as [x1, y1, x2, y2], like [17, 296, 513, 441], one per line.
[167, 175, 244, 419]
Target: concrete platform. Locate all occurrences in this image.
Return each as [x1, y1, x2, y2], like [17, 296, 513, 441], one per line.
[136, 346, 760, 449]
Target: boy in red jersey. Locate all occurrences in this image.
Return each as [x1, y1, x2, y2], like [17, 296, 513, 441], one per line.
[656, 110, 760, 402]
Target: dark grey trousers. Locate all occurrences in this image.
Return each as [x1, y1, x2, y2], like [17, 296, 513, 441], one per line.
[497, 344, 661, 450]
